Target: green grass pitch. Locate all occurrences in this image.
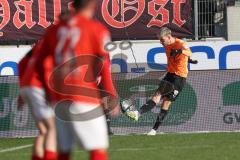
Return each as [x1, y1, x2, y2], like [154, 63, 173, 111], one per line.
[0, 132, 240, 160]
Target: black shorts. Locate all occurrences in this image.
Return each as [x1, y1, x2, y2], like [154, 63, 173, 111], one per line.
[159, 72, 186, 101]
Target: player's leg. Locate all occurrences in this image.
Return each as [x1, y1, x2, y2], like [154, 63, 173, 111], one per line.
[124, 80, 165, 121]
[56, 117, 75, 160]
[142, 72, 175, 113]
[90, 149, 108, 160]
[148, 74, 186, 135]
[123, 91, 162, 121]
[106, 114, 114, 135]
[147, 97, 171, 135]
[20, 88, 46, 160]
[69, 103, 109, 160]
[29, 88, 56, 160]
[155, 97, 172, 128]
[139, 91, 161, 114]
[20, 87, 57, 160]
[32, 121, 47, 160]
[123, 73, 175, 121]
[31, 118, 56, 160]
[102, 98, 114, 135]
[42, 117, 57, 160]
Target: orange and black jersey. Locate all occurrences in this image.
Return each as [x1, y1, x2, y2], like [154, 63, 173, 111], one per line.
[164, 38, 192, 78]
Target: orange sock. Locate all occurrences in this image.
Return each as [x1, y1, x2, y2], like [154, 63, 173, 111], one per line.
[44, 150, 57, 160]
[90, 150, 108, 160]
[32, 155, 43, 160]
[58, 153, 70, 160]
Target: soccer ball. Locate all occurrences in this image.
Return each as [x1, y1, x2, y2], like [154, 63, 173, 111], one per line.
[120, 99, 136, 113]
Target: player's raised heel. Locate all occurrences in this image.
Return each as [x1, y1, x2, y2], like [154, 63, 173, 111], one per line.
[147, 129, 157, 136]
[125, 110, 139, 121]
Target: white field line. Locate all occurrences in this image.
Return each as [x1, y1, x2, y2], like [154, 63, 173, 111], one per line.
[0, 144, 32, 153]
[1, 130, 239, 153]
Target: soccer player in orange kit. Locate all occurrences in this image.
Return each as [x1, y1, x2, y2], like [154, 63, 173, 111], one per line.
[125, 27, 193, 135]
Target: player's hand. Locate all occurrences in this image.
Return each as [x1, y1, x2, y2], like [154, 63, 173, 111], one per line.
[170, 49, 182, 57]
[17, 95, 24, 111]
[108, 103, 120, 118]
[103, 96, 120, 118]
[188, 58, 198, 64]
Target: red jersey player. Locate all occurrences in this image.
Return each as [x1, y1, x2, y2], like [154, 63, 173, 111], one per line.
[32, 0, 120, 160]
[18, 42, 57, 160]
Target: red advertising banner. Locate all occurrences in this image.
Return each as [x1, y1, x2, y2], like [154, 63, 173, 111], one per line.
[96, 0, 193, 40]
[0, 0, 192, 43]
[0, 0, 72, 42]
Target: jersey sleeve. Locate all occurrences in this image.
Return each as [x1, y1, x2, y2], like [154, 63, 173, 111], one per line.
[181, 42, 192, 57]
[97, 27, 111, 56]
[31, 29, 53, 89]
[96, 25, 118, 98]
[18, 52, 31, 84]
[33, 27, 54, 71]
[18, 49, 32, 78]
[99, 54, 117, 97]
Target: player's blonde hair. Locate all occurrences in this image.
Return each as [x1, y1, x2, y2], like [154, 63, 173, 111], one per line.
[158, 27, 172, 39]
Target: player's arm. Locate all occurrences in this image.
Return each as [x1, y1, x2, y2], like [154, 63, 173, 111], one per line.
[181, 44, 192, 57]
[181, 43, 198, 64]
[33, 26, 56, 76]
[97, 28, 119, 117]
[170, 41, 191, 57]
[170, 42, 197, 64]
[99, 53, 120, 117]
[31, 31, 53, 98]
[96, 27, 117, 97]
